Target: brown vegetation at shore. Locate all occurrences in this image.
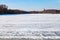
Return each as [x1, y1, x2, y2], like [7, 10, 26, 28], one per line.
[40, 9, 60, 13]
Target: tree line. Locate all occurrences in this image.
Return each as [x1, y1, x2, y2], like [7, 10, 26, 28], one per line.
[0, 4, 29, 14]
[0, 4, 60, 14]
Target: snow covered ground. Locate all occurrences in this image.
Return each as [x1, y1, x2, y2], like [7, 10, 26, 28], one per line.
[0, 14, 60, 31]
[0, 14, 60, 39]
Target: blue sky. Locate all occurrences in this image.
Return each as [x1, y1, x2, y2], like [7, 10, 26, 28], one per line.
[0, 0, 60, 11]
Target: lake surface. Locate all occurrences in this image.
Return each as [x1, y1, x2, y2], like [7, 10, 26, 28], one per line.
[0, 14, 60, 31]
[0, 13, 60, 40]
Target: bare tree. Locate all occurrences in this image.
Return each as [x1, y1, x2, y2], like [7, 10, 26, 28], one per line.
[0, 4, 8, 10]
[0, 4, 8, 13]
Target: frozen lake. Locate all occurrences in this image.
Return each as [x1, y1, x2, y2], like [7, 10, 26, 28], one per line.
[0, 14, 60, 39]
[0, 14, 60, 31]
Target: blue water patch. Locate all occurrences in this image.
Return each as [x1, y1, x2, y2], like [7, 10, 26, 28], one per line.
[0, 13, 28, 16]
[0, 13, 37, 16]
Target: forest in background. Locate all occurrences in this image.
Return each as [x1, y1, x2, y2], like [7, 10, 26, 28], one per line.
[0, 4, 60, 14]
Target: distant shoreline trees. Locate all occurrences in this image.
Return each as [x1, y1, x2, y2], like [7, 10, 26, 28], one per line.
[0, 4, 29, 14]
[0, 4, 60, 14]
